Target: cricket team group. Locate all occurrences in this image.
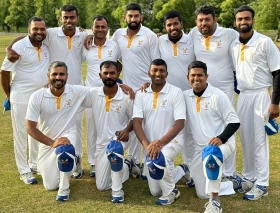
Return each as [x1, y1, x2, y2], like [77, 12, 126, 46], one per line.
[1, 2, 280, 213]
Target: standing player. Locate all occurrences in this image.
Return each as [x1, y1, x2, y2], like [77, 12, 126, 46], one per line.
[111, 3, 160, 170]
[133, 59, 187, 205]
[88, 61, 138, 203]
[82, 16, 121, 177]
[184, 61, 244, 213]
[188, 5, 239, 179]
[26, 61, 91, 201]
[0, 17, 49, 184]
[230, 5, 280, 200]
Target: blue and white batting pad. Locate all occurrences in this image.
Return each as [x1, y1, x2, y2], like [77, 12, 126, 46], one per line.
[106, 139, 124, 172]
[202, 145, 223, 180]
[56, 144, 76, 172]
[146, 151, 166, 180]
[265, 118, 279, 136]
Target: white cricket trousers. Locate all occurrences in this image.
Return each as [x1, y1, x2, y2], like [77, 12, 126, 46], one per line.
[38, 130, 76, 191]
[127, 131, 142, 164]
[237, 89, 270, 186]
[190, 138, 236, 199]
[11, 103, 39, 174]
[95, 143, 129, 191]
[74, 108, 84, 159]
[144, 142, 185, 197]
[85, 108, 96, 166]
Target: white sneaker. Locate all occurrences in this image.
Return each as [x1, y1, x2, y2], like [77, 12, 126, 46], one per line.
[204, 200, 222, 213]
[112, 189, 124, 203]
[90, 165, 95, 177]
[124, 155, 141, 178]
[156, 186, 180, 205]
[230, 172, 254, 193]
[20, 172, 37, 184]
[56, 188, 70, 201]
[72, 163, 84, 179]
[243, 185, 268, 200]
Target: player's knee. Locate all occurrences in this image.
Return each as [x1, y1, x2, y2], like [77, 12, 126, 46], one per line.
[44, 183, 59, 191]
[196, 190, 209, 199]
[96, 184, 109, 191]
[149, 188, 161, 197]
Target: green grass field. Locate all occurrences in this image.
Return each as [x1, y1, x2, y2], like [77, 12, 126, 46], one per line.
[0, 35, 279, 213]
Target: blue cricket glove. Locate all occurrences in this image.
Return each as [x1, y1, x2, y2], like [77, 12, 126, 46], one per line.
[3, 98, 11, 113]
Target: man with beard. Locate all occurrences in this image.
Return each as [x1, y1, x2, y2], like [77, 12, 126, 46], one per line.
[187, 5, 239, 182]
[26, 61, 91, 201]
[111, 2, 160, 174]
[82, 16, 121, 177]
[87, 60, 136, 203]
[230, 5, 280, 201]
[0, 17, 49, 184]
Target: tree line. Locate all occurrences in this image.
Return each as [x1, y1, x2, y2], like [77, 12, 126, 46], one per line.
[0, 0, 280, 36]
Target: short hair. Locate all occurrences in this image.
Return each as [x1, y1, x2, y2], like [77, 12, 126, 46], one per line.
[48, 61, 68, 73]
[149, 59, 168, 71]
[126, 2, 142, 14]
[100, 61, 118, 72]
[163, 10, 182, 25]
[234, 5, 255, 19]
[92, 15, 109, 25]
[61, 4, 78, 16]
[188, 61, 207, 75]
[28, 17, 45, 27]
[195, 5, 216, 18]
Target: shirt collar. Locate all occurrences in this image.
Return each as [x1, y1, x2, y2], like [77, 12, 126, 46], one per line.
[92, 38, 111, 47]
[189, 83, 213, 97]
[24, 36, 39, 48]
[146, 82, 170, 94]
[44, 84, 70, 97]
[233, 30, 258, 47]
[97, 85, 124, 100]
[120, 24, 145, 36]
[163, 32, 189, 43]
[58, 26, 80, 37]
[196, 23, 222, 37]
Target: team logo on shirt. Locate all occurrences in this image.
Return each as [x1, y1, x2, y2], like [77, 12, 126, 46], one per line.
[115, 105, 122, 113]
[250, 52, 256, 61]
[77, 42, 82, 48]
[216, 40, 222, 48]
[183, 48, 188, 55]
[137, 40, 143, 47]
[108, 50, 113, 57]
[66, 99, 72, 108]
[161, 100, 167, 107]
[204, 102, 210, 110]
[44, 52, 48, 59]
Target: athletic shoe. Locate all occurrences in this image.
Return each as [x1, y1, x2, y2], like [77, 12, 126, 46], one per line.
[20, 172, 38, 184]
[124, 155, 141, 178]
[156, 185, 180, 205]
[179, 164, 194, 186]
[229, 172, 254, 193]
[72, 164, 84, 179]
[204, 199, 222, 213]
[56, 188, 70, 201]
[112, 189, 124, 203]
[243, 185, 268, 201]
[90, 165, 96, 177]
[30, 165, 38, 174]
[139, 163, 147, 180]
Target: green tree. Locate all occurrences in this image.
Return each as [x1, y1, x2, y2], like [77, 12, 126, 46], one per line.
[5, 0, 28, 31]
[0, 0, 11, 31]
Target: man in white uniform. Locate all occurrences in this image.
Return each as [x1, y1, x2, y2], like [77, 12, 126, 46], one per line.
[230, 5, 280, 200]
[88, 61, 139, 203]
[133, 59, 187, 205]
[26, 61, 91, 201]
[0, 17, 49, 184]
[184, 61, 243, 213]
[187, 4, 239, 179]
[83, 16, 121, 177]
[111, 3, 160, 172]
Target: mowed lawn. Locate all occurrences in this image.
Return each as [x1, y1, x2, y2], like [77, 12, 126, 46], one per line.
[0, 35, 279, 213]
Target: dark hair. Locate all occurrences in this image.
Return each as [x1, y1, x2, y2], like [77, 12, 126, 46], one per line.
[28, 17, 46, 27]
[48, 61, 68, 73]
[188, 61, 207, 75]
[195, 5, 216, 18]
[163, 10, 182, 25]
[61, 4, 78, 16]
[92, 15, 109, 25]
[149, 59, 168, 71]
[126, 2, 142, 14]
[100, 60, 118, 72]
[234, 5, 255, 19]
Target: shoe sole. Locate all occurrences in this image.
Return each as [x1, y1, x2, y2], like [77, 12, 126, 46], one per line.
[243, 192, 268, 201]
[56, 196, 69, 201]
[20, 178, 38, 184]
[73, 169, 85, 179]
[157, 191, 180, 205]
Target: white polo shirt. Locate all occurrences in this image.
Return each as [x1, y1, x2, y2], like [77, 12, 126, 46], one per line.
[189, 25, 239, 92]
[184, 84, 240, 146]
[26, 84, 91, 140]
[88, 86, 133, 150]
[230, 31, 280, 92]
[82, 39, 121, 87]
[112, 25, 160, 90]
[133, 82, 186, 147]
[159, 33, 195, 91]
[44, 27, 88, 85]
[1, 36, 50, 104]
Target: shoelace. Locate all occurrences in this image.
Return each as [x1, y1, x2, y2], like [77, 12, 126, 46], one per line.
[205, 200, 221, 211]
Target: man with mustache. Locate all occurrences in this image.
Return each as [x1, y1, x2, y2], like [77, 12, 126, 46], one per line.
[0, 17, 49, 184]
[230, 5, 280, 201]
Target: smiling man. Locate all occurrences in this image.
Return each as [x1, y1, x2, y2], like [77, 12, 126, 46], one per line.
[0, 17, 49, 184]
